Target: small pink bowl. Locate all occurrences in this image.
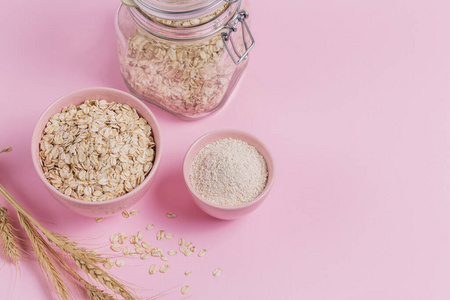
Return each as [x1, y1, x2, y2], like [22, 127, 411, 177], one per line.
[31, 87, 162, 218]
[183, 129, 275, 220]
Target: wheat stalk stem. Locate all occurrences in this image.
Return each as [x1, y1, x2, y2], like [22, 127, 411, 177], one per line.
[17, 212, 71, 300]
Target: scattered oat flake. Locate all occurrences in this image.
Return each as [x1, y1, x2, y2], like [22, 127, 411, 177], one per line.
[142, 241, 151, 249]
[111, 245, 121, 252]
[130, 236, 137, 244]
[161, 256, 168, 261]
[146, 224, 154, 230]
[157, 230, 164, 240]
[140, 253, 149, 260]
[198, 249, 206, 257]
[136, 247, 145, 254]
[151, 249, 162, 257]
[137, 231, 143, 240]
[109, 234, 118, 244]
[130, 209, 139, 215]
[168, 250, 177, 256]
[178, 238, 185, 246]
[179, 246, 188, 255]
[118, 233, 127, 244]
[159, 265, 169, 273]
[185, 242, 192, 248]
[181, 285, 189, 295]
[95, 217, 104, 223]
[213, 268, 222, 277]
[115, 260, 124, 267]
[184, 270, 192, 276]
[122, 247, 130, 255]
[149, 264, 157, 275]
[166, 212, 176, 218]
[103, 262, 113, 269]
[122, 210, 130, 218]
[165, 233, 174, 239]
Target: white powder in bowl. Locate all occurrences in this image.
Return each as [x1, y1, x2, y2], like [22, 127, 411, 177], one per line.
[189, 138, 268, 206]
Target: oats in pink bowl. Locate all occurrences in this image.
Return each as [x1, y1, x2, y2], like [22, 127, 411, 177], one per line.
[39, 99, 155, 202]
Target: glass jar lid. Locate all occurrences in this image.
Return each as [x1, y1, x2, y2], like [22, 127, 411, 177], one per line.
[125, 0, 236, 21]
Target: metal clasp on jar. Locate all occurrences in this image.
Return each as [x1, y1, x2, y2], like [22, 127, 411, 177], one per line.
[222, 10, 255, 65]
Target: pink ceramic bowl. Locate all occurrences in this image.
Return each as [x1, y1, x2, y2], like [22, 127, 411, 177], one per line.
[31, 87, 162, 218]
[183, 129, 275, 220]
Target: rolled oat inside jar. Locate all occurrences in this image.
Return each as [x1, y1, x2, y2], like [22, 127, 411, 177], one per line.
[39, 99, 156, 202]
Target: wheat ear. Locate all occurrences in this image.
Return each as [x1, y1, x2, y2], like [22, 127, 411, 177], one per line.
[39, 231, 133, 299]
[40, 231, 117, 300]
[84, 281, 117, 300]
[0, 185, 135, 300]
[17, 212, 71, 300]
[50, 232, 107, 264]
[0, 147, 12, 154]
[72, 256, 134, 300]
[0, 187, 106, 265]
[0, 206, 21, 264]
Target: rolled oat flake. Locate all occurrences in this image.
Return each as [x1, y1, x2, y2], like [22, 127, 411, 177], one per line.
[190, 138, 268, 206]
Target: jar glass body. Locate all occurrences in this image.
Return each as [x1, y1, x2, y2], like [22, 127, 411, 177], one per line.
[115, 1, 252, 120]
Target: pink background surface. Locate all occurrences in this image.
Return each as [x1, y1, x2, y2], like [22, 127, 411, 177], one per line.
[1, 0, 450, 299]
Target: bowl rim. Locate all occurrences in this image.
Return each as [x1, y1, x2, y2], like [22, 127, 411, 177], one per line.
[31, 87, 162, 206]
[183, 128, 275, 211]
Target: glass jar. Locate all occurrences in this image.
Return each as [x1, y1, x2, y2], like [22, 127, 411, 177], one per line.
[115, 0, 255, 120]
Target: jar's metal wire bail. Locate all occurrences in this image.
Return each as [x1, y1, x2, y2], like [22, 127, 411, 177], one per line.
[221, 10, 255, 65]
[122, 0, 139, 7]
